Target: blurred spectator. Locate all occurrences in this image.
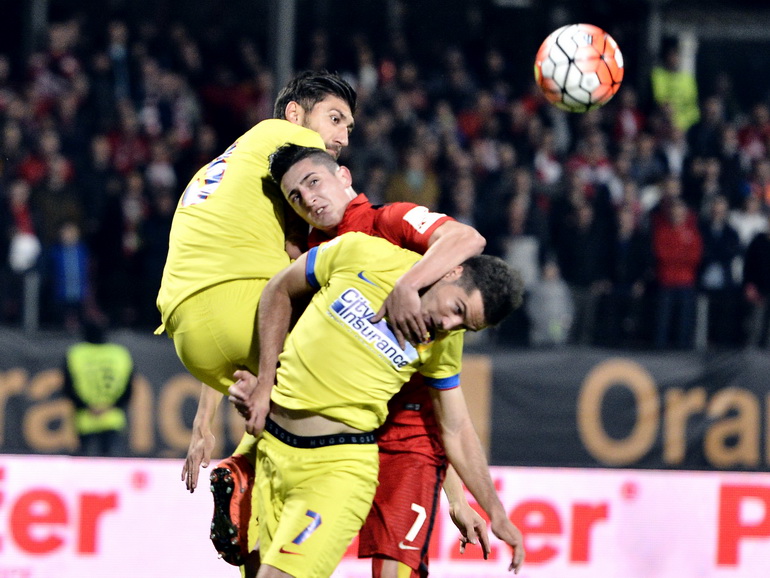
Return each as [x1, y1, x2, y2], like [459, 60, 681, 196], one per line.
[18, 128, 74, 188]
[138, 189, 175, 326]
[107, 20, 133, 102]
[612, 87, 645, 142]
[532, 127, 563, 194]
[649, 174, 689, 228]
[92, 171, 147, 325]
[108, 104, 150, 175]
[652, 197, 703, 349]
[685, 156, 724, 215]
[737, 102, 770, 163]
[730, 193, 768, 249]
[717, 123, 748, 207]
[447, 173, 479, 228]
[348, 110, 398, 183]
[650, 42, 700, 132]
[658, 125, 689, 178]
[0, 121, 27, 182]
[742, 213, 770, 348]
[630, 132, 667, 187]
[385, 146, 441, 210]
[525, 259, 573, 347]
[554, 201, 611, 345]
[1, 180, 42, 323]
[599, 204, 653, 348]
[34, 152, 83, 245]
[687, 95, 725, 159]
[63, 318, 134, 457]
[498, 187, 550, 289]
[565, 130, 614, 198]
[744, 157, 770, 207]
[46, 220, 91, 332]
[697, 195, 742, 346]
[145, 139, 178, 194]
[79, 134, 121, 233]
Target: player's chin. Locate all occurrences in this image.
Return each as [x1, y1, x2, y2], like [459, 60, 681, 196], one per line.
[326, 147, 340, 159]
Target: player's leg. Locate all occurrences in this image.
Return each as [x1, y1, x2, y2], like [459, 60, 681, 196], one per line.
[360, 451, 446, 578]
[257, 423, 380, 577]
[166, 278, 268, 569]
[372, 557, 422, 578]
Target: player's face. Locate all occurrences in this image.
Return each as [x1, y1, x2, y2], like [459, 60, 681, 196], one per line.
[280, 157, 353, 231]
[299, 96, 354, 159]
[420, 270, 486, 337]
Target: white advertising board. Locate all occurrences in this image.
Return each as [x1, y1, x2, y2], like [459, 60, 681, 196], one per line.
[1, 456, 768, 577]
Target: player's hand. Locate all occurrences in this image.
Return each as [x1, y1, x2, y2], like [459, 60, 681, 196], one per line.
[490, 516, 525, 573]
[370, 281, 428, 349]
[181, 427, 215, 493]
[450, 503, 490, 559]
[228, 369, 272, 437]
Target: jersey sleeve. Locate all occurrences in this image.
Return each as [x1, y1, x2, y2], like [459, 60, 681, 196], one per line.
[375, 204, 454, 254]
[305, 231, 370, 289]
[419, 330, 464, 390]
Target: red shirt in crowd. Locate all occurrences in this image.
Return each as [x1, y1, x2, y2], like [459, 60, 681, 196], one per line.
[652, 208, 703, 288]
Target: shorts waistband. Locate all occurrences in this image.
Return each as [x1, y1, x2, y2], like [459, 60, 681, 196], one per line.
[265, 417, 376, 448]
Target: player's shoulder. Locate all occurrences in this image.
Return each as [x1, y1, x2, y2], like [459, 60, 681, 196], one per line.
[245, 119, 322, 144]
[317, 231, 402, 262]
[322, 231, 389, 251]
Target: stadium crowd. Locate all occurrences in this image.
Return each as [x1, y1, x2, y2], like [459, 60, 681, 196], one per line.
[1, 13, 769, 351]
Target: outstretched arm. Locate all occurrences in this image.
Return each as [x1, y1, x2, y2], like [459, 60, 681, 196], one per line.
[430, 386, 525, 574]
[371, 221, 485, 347]
[443, 464, 491, 558]
[228, 253, 315, 436]
[181, 383, 222, 492]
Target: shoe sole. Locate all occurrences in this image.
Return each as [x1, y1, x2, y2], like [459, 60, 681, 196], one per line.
[210, 467, 244, 566]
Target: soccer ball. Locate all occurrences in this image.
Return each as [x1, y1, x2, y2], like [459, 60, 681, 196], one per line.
[534, 23, 624, 113]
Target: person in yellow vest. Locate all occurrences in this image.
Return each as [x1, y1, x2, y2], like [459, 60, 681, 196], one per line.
[650, 41, 700, 132]
[63, 320, 134, 457]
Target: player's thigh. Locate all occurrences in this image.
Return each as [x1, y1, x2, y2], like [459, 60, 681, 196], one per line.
[359, 451, 446, 572]
[258, 434, 379, 578]
[167, 278, 268, 393]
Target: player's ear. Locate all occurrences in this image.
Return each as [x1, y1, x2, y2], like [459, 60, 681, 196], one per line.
[443, 265, 463, 281]
[285, 101, 302, 124]
[337, 165, 353, 187]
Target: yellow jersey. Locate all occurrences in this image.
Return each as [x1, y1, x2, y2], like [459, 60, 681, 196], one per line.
[156, 119, 325, 325]
[272, 232, 464, 432]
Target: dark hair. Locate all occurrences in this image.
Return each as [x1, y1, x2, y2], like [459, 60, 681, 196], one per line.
[269, 143, 338, 186]
[82, 319, 107, 344]
[456, 255, 524, 327]
[273, 70, 357, 119]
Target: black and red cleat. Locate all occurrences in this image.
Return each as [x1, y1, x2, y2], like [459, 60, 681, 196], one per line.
[209, 454, 255, 566]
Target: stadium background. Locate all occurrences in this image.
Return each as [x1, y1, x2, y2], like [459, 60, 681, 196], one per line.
[1, 1, 770, 576]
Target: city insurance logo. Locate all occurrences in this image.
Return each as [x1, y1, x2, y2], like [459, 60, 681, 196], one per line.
[329, 287, 417, 369]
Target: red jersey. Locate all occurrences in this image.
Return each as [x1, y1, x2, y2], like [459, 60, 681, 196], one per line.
[307, 193, 453, 459]
[308, 194, 451, 254]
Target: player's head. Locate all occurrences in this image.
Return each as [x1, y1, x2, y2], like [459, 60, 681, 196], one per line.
[420, 255, 523, 335]
[269, 143, 356, 232]
[274, 71, 357, 159]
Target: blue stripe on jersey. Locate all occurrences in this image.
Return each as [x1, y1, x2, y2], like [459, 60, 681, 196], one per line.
[306, 247, 320, 289]
[424, 374, 460, 390]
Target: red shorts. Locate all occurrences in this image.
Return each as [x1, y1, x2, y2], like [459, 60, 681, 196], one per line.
[358, 450, 447, 575]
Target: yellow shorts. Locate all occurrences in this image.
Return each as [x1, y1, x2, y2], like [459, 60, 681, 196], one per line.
[257, 421, 380, 578]
[163, 278, 269, 395]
